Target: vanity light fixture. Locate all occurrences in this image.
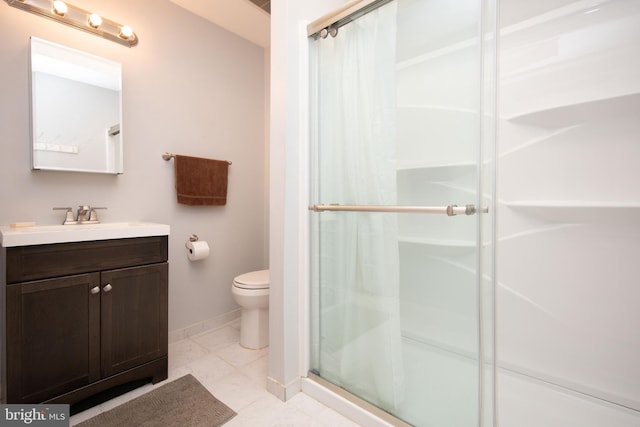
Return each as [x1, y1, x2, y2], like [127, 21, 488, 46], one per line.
[4, 0, 138, 47]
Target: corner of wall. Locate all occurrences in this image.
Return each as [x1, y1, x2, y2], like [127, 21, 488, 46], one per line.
[266, 375, 301, 402]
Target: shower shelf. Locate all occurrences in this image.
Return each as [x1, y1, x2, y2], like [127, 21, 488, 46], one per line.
[397, 104, 477, 114]
[503, 201, 640, 224]
[398, 236, 476, 255]
[397, 162, 476, 180]
[503, 92, 640, 128]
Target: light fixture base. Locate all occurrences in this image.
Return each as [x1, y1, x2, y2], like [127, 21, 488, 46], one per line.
[5, 0, 138, 47]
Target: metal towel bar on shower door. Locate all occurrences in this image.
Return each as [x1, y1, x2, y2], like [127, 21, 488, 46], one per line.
[309, 204, 487, 216]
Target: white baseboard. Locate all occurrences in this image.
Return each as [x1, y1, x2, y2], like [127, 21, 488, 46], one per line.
[168, 308, 241, 343]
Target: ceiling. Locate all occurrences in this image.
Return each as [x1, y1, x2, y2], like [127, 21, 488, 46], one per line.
[169, 0, 270, 47]
[247, 0, 270, 14]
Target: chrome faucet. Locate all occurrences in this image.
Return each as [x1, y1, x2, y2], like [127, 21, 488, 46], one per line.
[77, 205, 107, 224]
[54, 205, 107, 224]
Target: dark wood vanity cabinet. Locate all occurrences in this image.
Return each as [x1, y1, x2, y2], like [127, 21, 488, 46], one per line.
[1, 236, 168, 406]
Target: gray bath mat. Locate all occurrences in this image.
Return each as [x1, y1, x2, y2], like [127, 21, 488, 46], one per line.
[76, 374, 236, 427]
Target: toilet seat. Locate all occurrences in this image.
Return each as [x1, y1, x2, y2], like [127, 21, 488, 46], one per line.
[233, 269, 269, 290]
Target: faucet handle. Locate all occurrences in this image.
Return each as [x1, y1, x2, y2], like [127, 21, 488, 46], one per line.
[88, 206, 107, 222]
[76, 205, 107, 223]
[53, 207, 77, 225]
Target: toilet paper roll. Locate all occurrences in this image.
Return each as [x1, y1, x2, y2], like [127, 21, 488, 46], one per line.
[186, 240, 210, 261]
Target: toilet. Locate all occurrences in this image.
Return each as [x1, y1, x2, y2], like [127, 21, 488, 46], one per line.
[231, 270, 269, 349]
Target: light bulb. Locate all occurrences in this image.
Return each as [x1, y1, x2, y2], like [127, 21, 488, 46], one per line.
[52, 1, 68, 16]
[119, 25, 134, 39]
[88, 13, 102, 28]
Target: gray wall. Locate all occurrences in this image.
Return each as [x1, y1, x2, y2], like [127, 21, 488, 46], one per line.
[0, 0, 268, 334]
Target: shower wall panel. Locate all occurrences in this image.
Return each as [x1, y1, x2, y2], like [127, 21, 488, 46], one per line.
[396, 5, 481, 369]
[496, 1, 640, 425]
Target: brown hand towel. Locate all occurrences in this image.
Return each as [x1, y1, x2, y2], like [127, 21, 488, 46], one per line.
[174, 154, 229, 206]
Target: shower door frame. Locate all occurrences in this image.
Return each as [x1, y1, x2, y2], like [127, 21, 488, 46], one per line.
[300, 0, 497, 426]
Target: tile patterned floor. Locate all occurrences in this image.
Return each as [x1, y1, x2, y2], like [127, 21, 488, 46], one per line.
[70, 321, 360, 426]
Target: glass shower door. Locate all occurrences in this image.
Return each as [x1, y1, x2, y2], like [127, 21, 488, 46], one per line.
[308, 0, 495, 426]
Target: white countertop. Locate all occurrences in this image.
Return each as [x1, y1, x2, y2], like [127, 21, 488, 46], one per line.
[0, 222, 170, 247]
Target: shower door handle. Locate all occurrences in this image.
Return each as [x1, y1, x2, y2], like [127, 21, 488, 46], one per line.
[309, 204, 486, 216]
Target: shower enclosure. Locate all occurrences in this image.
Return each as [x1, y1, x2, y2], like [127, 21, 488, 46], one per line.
[308, 0, 496, 425]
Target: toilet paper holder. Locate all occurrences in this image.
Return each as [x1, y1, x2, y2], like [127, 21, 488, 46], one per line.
[185, 234, 199, 248]
[185, 234, 210, 261]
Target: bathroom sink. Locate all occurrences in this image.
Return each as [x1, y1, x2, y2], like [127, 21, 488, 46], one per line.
[0, 222, 170, 247]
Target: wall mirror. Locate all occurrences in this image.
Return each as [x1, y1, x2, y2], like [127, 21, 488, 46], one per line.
[30, 37, 123, 174]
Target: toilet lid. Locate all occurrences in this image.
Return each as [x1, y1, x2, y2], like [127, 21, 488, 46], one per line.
[234, 269, 269, 289]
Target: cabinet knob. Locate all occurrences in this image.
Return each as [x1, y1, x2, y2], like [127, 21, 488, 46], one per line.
[103, 283, 113, 293]
[90, 286, 100, 295]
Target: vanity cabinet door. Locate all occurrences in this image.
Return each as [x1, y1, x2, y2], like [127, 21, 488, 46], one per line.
[6, 273, 101, 404]
[100, 263, 168, 378]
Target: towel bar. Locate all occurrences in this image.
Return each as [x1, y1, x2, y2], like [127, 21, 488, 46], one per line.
[162, 152, 232, 165]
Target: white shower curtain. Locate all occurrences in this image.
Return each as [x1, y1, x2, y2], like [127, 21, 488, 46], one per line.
[316, 2, 404, 411]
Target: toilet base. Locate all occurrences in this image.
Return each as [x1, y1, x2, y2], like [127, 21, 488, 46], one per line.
[240, 307, 269, 349]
